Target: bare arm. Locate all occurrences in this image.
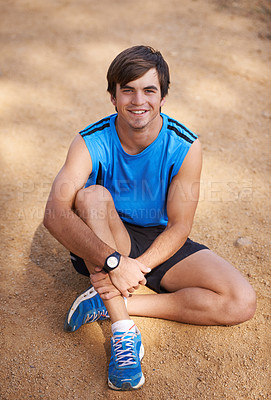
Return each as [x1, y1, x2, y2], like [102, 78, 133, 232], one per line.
[43, 134, 115, 267]
[90, 139, 202, 300]
[44, 134, 150, 297]
[136, 139, 202, 269]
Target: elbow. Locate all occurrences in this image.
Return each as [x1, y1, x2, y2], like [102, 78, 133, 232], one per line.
[167, 221, 192, 241]
[43, 204, 55, 233]
[181, 223, 192, 240]
[43, 214, 50, 231]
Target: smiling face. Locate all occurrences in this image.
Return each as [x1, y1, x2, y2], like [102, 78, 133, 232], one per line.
[111, 68, 166, 133]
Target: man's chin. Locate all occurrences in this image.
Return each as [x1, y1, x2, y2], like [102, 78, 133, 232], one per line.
[128, 119, 149, 131]
[130, 124, 148, 131]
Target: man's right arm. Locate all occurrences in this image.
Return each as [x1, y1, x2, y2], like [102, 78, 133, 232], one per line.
[43, 134, 115, 268]
[43, 134, 150, 297]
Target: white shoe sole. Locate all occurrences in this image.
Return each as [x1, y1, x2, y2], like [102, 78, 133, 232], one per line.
[66, 286, 96, 325]
[108, 344, 145, 391]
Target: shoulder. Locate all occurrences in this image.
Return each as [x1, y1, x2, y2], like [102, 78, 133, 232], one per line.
[161, 114, 201, 176]
[162, 114, 198, 145]
[65, 134, 92, 169]
[79, 114, 115, 139]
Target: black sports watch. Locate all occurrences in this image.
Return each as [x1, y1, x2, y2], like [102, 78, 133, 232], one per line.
[103, 251, 121, 273]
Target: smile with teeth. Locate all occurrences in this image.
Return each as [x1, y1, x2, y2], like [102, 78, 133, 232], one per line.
[129, 110, 148, 115]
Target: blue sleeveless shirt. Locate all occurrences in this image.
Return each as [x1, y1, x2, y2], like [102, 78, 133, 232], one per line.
[80, 113, 197, 227]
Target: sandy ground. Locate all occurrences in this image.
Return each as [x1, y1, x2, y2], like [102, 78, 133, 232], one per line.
[0, 0, 270, 399]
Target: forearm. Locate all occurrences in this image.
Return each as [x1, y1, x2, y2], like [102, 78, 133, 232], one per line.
[43, 205, 114, 268]
[139, 139, 201, 269]
[136, 223, 190, 270]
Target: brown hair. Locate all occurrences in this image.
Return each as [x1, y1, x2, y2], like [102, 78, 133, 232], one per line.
[107, 45, 170, 98]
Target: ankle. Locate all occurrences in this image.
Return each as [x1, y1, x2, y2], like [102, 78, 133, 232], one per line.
[104, 295, 129, 322]
[111, 319, 136, 335]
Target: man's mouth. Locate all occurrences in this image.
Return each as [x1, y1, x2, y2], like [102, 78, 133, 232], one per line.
[129, 110, 148, 115]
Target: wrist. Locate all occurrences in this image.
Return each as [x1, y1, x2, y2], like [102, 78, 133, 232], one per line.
[136, 252, 156, 271]
[103, 251, 121, 273]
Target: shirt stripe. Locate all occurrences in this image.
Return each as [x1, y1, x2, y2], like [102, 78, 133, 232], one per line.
[79, 117, 110, 136]
[80, 122, 110, 137]
[168, 118, 197, 140]
[167, 125, 194, 144]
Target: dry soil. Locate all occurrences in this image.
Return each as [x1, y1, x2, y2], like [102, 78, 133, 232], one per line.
[0, 1, 270, 399]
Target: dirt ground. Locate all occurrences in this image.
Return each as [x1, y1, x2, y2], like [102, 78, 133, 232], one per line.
[0, 0, 270, 399]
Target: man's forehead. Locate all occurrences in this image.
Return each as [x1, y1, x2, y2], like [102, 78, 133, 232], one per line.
[119, 68, 160, 88]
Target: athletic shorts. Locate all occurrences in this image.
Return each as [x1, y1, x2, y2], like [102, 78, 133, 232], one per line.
[70, 221, 209, 293]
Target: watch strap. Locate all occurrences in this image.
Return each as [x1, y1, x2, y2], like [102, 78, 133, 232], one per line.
[103, 251, 121, 273]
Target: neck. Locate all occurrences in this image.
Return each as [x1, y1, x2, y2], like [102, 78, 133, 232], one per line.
[115, 114, 163, 155]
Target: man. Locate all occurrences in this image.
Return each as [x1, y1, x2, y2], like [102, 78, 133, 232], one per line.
[44, 45, 256, 391]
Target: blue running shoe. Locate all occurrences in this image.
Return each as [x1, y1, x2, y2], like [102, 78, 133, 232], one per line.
[108, 327, 145, 391]
[64, 286, 109, 332]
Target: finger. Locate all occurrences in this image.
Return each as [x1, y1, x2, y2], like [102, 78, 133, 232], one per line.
[93, 280, 118, 293]
[92, 279, 116, 293]
[139, 278, 147, 286]
[94, 266, 104, 273]
[91, 273, 111, 284]
[120, 289, 130, 298]
[100, 291, 121, 301]
[140, 265, 151, 274]
[96, 285, 120, 296]
[128, 288, 135, 294]
[90, 272, 107, 283]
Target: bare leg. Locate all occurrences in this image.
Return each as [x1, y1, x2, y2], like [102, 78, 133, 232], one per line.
[74, 186, 256, 326]
[75, 185, 131, 323]
[126, 250, 256, 326]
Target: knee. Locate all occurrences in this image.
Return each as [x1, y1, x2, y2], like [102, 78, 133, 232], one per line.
[223, 284, 257, 326]
[75, 185, 112, 210]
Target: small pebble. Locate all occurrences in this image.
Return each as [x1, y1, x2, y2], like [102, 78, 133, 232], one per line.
[234, 237, 252, 247]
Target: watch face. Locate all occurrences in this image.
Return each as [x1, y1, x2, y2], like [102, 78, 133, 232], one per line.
[107, 256, 119, 269]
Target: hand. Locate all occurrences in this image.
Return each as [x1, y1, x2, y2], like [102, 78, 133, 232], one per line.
[90, 269, 121, 300]
[108, 256, 151, 298]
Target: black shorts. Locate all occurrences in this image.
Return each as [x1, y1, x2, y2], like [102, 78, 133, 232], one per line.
[70, 221, 209, 293]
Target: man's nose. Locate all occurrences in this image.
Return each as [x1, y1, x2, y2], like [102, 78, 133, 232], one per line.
[131, 91, 145, 105]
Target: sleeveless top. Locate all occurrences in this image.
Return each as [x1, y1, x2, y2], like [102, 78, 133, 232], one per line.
[80, 113, 197, 227]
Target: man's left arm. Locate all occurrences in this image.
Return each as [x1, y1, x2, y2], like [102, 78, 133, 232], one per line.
[91, 139, 202, 299]
[136, 139, 202, 270]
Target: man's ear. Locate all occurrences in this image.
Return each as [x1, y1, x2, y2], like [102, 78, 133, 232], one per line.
[160, 97, 166, 107]
[111, 94, 116, 107]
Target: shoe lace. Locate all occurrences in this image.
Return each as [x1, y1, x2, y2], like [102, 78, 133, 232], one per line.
[113, 328, 137, 367]
[84, 310, 108, 323]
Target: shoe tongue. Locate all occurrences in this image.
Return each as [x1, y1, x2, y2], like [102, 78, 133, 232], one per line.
[114, 331, 133, 350]
[114, 331, 133, 337]
[121, 341, 127, 350]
